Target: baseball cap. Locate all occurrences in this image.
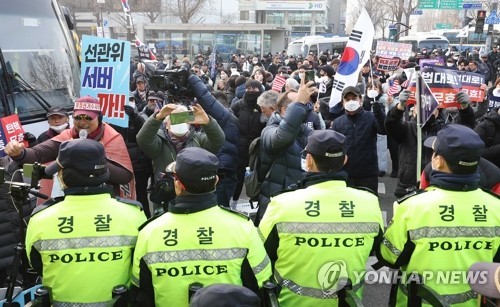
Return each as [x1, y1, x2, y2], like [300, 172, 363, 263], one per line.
[341, 86, 361, 100]
[47, 106, 68, 118]
[306, 130, 346, 158]
[172, 147, 219, 194]
[148, 91, 163, 101]
[135, 75, 147, 83]
[74, 96, 101, 119]
[468, 262, 500, 299]
[45, 139, 109, 180]
[423, 124, 484, 167]
[190, 284, 260, 307]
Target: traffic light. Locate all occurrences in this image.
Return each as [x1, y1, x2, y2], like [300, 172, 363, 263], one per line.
[475, 10, 486, 34]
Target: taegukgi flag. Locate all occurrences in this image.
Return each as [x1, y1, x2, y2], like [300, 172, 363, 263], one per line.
[329, 8, 374, 107]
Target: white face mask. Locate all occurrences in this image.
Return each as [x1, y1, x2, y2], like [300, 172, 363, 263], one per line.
[50, 123, 68, 133]
[493, 88, 500, 97]
[344, 100, 360, 112]
[169, 123, 190, 137]
[253, 60, 258, 64]
[431, 155, 438, 171]
[367, 89, 379, 99]
[301, 157, 308, 172]
[446, 63, 454, 67]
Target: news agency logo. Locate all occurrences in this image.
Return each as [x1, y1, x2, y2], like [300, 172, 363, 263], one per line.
[317, 260, 348, 295]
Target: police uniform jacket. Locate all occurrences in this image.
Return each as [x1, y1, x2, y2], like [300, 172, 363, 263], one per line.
[378, 172, 500, 307]
[259, 173, 384, 307]
[25, 186, 146, 306]
[131, 193, 272, 307]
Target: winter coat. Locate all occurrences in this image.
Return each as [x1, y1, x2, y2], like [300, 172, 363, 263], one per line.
[259, 103, 312, 198]
[188, 74, 239, 173]
[331, 106, 386, 178]
[136, 114, 225, 180]
[475, 108, 500, 167]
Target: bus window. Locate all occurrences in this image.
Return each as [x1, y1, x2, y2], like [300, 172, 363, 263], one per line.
[0, 0, 80, 134]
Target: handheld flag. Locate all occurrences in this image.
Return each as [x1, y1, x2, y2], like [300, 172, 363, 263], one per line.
[120, 0, 130, 12]
[329, 8, 374, 107]
[456, 25, 468, 38]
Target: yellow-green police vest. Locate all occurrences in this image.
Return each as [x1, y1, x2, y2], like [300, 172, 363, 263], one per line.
[380, 187, 500, 307]
[25, 193, 146, 306]
[131, 206, 272, 307]
[259, 180, 384, 307]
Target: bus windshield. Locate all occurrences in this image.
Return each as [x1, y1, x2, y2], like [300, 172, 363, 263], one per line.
[0, 0, 79, 125]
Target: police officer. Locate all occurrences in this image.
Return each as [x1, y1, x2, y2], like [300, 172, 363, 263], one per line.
[131, 147, 271, 307]
[259, 130, 384, 306]
[25, 139, 146, 306]
[377, 124, 500, 306]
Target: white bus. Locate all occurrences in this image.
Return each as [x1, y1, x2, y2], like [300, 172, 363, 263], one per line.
[398, 33, 449, 55]
[286, 36, 349, 57]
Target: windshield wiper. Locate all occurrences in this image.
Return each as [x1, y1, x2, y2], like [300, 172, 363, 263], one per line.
[0, 47, 15, 114]
[12, 72, 52, 110]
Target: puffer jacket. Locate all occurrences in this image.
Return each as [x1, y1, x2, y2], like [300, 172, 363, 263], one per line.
[259, 102, 312, 198]
[136, 114, 225, 180]
[475, 107, 500, 167]
[188, 74, 239, 172]
[331, 105, 386, 178]
[231, 94, 267, 165]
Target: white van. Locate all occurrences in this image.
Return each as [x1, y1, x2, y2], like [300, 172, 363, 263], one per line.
[286, 36, 349, 56]
[398, 33, 449, 55]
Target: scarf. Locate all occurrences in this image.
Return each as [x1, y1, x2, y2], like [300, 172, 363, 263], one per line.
[428, 170, 480, 191]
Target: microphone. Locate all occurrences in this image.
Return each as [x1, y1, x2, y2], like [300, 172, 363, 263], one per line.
[79, 129, 88, 139]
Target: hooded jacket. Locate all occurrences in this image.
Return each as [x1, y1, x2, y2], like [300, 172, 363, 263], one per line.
[474, 107, 500, 167]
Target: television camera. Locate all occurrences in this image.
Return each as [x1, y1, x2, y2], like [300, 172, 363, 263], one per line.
[148, 68, 193, 104]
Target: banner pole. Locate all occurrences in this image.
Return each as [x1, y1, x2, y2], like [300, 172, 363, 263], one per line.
[414, 65, 423, 187]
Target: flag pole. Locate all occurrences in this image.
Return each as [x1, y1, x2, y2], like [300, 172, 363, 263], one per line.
[414, 65, 423, 186]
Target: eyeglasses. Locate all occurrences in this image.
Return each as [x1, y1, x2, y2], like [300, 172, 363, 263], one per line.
[73, 115, 93, 121]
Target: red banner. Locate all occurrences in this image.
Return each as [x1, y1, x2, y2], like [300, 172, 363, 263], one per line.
[0, 114, 27, 157]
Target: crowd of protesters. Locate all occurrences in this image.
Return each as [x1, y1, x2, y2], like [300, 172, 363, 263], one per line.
[0, 44, 499, 306]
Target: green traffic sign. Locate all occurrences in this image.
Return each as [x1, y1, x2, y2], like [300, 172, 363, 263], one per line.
[436, 23, 453, 29]
[417, 0, 463, 9]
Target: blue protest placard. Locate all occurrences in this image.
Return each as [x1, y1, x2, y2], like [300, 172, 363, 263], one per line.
[80, 35, 131, 128]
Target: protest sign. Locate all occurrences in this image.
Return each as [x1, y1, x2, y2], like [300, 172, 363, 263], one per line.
[81, 35, 131, 128]
[375, 41, 412, 60]
[0, 115, 26, 157]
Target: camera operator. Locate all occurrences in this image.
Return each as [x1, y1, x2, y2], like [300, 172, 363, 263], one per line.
[25, 139, 146, 305]
[136, 102, 224, 215]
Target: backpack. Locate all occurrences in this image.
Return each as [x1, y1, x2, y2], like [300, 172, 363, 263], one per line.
[244, 137, 275, 200]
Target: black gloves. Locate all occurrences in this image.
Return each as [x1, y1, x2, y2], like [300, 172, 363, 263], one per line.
[124, 105, 137, 119]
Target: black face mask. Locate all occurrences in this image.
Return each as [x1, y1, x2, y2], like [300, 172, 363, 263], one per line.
[245, 92, 260, 104]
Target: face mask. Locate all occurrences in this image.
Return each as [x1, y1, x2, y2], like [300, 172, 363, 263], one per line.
[50, 123, 68, 133]
[446, 63, 454, 67]
[245, 92, 260, 103]
[493, 88, 500, 97]
[169, 123, 190, 137]
[344, 100, 360, 112]
[431, 155, 438, 171]
[253, 60, 258, 64]
[367, 89, 379, 99]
